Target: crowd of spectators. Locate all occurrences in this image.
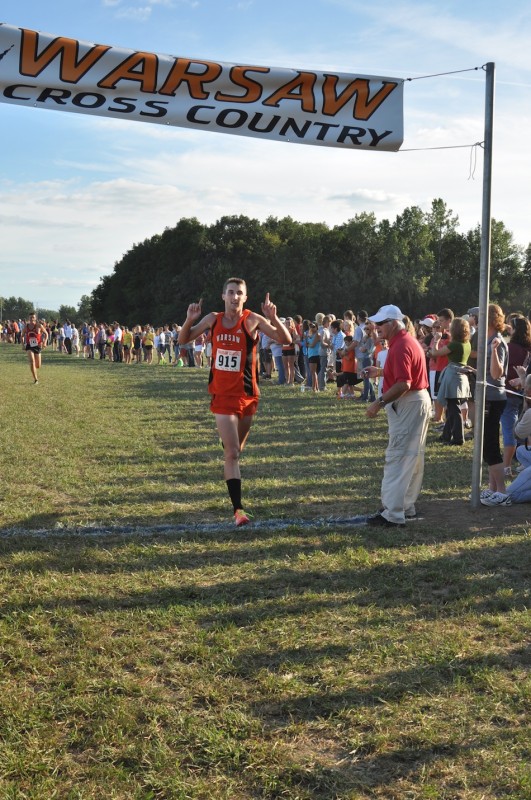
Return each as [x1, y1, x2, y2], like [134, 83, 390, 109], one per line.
[4, 303, 531, 507]
[4, 306, 530, 404]
[2, 319, 208, 367]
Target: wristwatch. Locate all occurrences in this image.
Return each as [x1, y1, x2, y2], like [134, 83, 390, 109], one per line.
[378, 398, 386, 407]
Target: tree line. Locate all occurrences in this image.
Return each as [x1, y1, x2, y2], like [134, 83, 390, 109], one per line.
[4, 199, 530, 326]
[90, 199, 530, 325]
[0, 296, 92, 325]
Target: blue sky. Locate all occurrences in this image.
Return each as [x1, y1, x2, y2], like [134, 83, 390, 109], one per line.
[1, 0, 530, 311]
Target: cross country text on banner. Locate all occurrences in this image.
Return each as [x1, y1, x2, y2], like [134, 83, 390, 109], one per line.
[0, 23, 404, 151]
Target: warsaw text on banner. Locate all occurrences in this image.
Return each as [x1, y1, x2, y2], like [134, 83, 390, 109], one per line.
[0, 23, 404, 151]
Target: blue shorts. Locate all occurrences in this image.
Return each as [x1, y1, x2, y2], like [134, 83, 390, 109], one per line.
[500, 395, 523, 446]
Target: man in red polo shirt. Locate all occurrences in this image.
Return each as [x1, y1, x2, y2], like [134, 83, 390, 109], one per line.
[364, 305, 431, 527]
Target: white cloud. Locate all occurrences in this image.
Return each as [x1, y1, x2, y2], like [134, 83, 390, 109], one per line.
[26, 275, 97, 291]
[115, 6, 153, 21]
[329, 188, 407, 206]
[328, 0, 531, 73]
[102, 0, 174, 5]
[100, 0, 200, 24]
[102, 0, 185, 21]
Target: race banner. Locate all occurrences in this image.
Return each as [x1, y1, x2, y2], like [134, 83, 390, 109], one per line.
[0, 23, 404, 151]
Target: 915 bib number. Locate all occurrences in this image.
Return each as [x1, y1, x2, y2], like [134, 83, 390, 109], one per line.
[216, 349, 241, 372]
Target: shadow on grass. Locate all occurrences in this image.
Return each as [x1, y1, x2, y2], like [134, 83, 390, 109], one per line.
[252, 730, 523, 800]
[1, 539, 528, 622]
[0, 531, 366, 573]
[249, 643, 530, 723]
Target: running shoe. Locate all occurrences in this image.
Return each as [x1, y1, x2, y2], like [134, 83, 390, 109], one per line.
[234, 509, 251, 527]
[469, 488, 495, 501]
[480, 492, 512, 507]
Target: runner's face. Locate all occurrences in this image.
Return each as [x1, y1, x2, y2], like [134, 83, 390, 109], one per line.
[223, 283, 247, 311]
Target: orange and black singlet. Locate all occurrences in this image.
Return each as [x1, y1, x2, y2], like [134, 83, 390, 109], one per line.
[208, 310, 259, 398]
[25, 323, 43, 348]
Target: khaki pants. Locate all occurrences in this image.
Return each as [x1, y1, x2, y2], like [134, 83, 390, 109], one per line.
[381, 389, 431, 524]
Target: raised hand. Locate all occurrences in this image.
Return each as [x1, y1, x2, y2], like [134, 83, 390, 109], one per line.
[186, 299, 203, 322]
[261, 292, 277, 320]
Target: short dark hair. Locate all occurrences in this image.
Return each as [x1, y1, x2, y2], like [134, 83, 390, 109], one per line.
[223, 277, 246, 292]
[437, 308, 454, 322]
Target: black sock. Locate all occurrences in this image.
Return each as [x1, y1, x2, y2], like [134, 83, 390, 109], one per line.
[226, 478, 242, 512]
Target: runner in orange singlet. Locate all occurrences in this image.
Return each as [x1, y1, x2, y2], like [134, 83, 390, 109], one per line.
[178, 278, 291, 526]
[24, 312, 48, 384]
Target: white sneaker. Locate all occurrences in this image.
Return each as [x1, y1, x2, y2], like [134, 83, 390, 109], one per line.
[480, 489, 494, 499]
[480, 492, 512, 507]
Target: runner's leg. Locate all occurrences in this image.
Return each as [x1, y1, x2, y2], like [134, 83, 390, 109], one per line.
[216, 414, 241, 479]
[215, 413, 254, 516]
[238, 414, 254, 452]
[27, 350, 37, 382]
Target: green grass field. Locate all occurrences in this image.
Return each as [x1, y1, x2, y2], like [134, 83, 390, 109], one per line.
[0, 345, 529, 799]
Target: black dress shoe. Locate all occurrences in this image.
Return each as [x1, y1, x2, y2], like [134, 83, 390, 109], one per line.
[366, 512, 405, 528]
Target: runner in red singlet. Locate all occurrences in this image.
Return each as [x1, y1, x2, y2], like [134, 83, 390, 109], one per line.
[24, 312, 48, 384]
[178, 278, 291, 526]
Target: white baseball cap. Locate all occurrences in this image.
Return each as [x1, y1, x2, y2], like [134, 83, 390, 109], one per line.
[368, 304, 403, 324]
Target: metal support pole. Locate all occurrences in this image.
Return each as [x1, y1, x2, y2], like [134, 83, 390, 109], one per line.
[470, 62, 495, 508]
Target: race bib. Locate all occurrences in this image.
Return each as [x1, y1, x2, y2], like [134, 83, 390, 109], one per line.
[216, 349, 241, 372]
[29, 336, 39, 347]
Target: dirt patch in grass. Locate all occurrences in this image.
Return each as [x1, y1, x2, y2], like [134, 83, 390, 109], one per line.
[415, 497, 531, 535]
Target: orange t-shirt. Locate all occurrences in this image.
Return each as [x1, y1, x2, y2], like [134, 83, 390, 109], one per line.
[341, 349, 356, 374]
